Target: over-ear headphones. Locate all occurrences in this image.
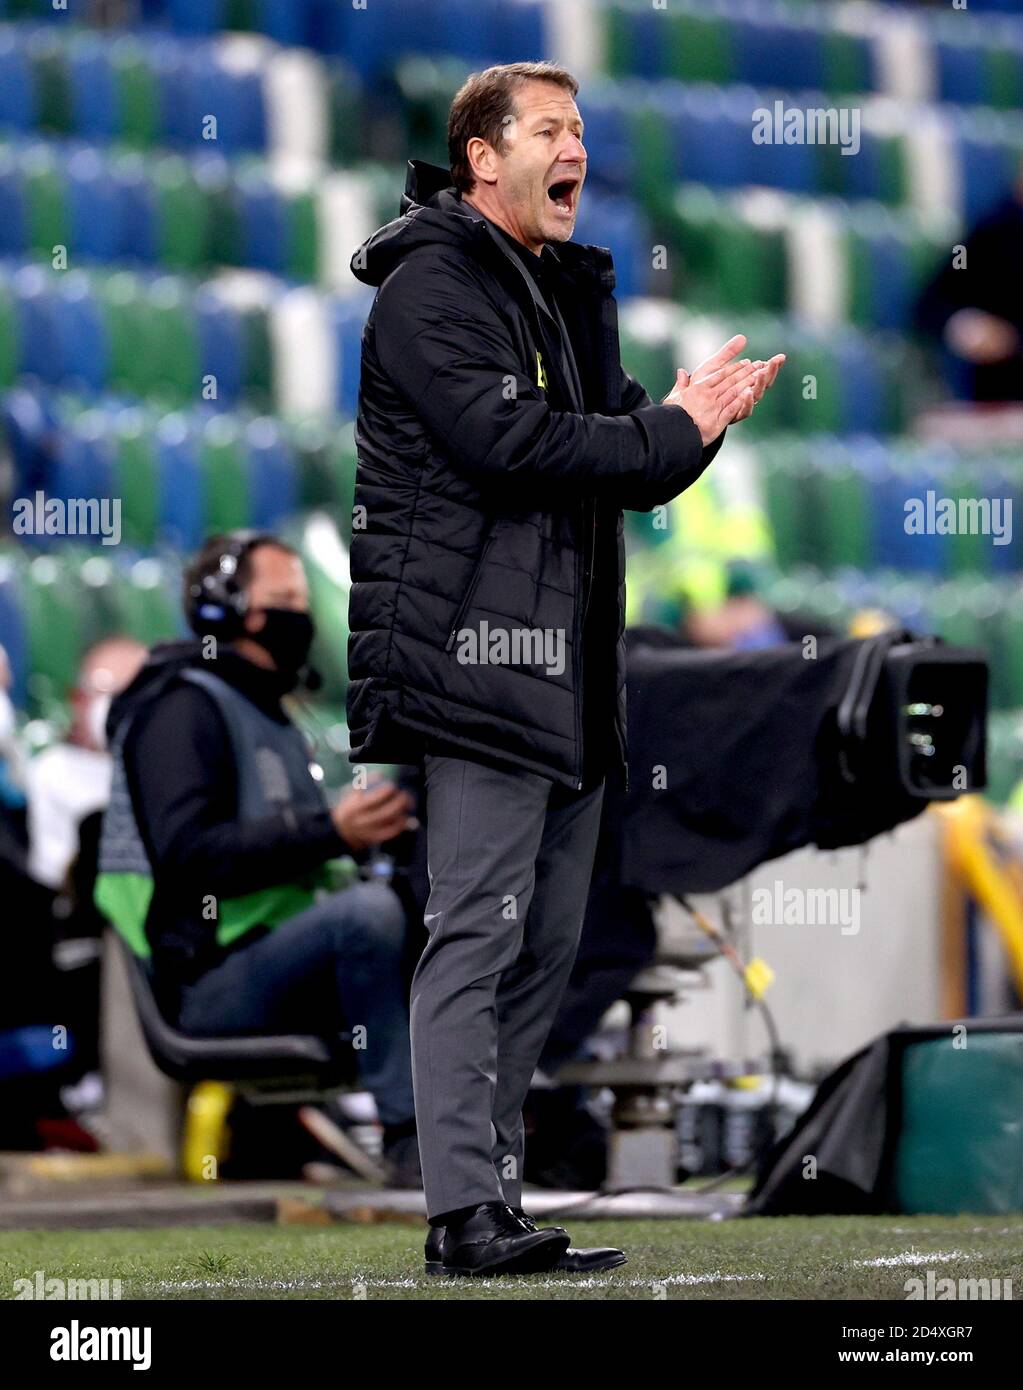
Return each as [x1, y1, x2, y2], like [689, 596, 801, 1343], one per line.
[186, 529, 268, 640]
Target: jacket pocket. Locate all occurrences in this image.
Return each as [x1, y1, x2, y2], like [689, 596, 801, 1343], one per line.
[445, 530, 495, 651]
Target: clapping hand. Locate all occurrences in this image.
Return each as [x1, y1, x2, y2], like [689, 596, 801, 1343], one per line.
[662, 335, 786, 444]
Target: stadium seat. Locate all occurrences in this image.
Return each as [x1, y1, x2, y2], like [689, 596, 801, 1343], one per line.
[155, 413, 204, 550]
[244, 416, 298, 530]
[113, 406, 161, 547]
[113, 933, 357, 1088]
[200, 414, 251, 533]
[0, 553, 28, 708]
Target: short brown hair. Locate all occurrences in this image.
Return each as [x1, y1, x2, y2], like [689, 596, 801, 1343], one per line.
[447, 61, 579, 195]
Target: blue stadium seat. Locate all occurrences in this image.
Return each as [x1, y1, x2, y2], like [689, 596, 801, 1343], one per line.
[53, 274, 109, 394]
[237, 171, 287, 275]
[67, 34, 119, 140]
[574, 194, 647, 299]
[111, 156, 159, 264]
[0, 561, 27, 709]
[956, 129, 1016, 224]
[255, 0, 309, 47]
[65, 145, 123, 262]
[0, 149, 28, 255]
[753, 123, 816, 195]
[155, 414, 204, 549]
[733, 16, 826, 93]
[576, 89, 632, 196]
[187, 50, 267, 155]
[50, 413, 117, 522]
[621, 8, 663, 80]
[834, 339, 884, 436]
[0, 30, 36, 134]
[1, 384, 59, 496]
[936, 40, 989, 108]
[195, 289, 245, 407]
[677, 88, 755, 190]
[486, 0, 545, 66]
[11, 264, 62, 384]
[862, 229, 916, 333]
[878, 449, 947, 574]
[149, 36, 195, 149]
[245, 418, 299, 529]
[311, 0, 393, 76]
[166, 0, 228, 36]
[331, 298, 368, 420]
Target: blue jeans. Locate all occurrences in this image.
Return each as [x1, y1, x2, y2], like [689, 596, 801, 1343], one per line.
[176, 882, 415, 1126]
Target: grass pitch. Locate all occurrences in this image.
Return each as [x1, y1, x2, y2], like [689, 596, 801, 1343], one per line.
[3, 1214, 1022, 1299]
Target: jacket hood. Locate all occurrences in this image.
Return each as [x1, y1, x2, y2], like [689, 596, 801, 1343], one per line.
[350, 159, 615, 291]
[350, 161, 490, 289]
[106, 639, 207, 743]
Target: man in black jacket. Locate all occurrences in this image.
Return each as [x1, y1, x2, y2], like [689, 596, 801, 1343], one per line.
[348, 61, 784, 1275]
[97, 533, 421, 1181]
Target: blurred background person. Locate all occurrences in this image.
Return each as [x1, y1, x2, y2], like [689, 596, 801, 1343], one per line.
[96, 532, 422, 1183]
[26, 636, 146, 893]
[916, 160, 1023, 404]
[0, 642, 28, 871]
[20, 637, 146, 1111]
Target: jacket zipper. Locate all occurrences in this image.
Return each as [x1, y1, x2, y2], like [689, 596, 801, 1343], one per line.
[572, 524, 584, 790]
[445, 532, 494, 652]
[580, 501, 596, 623]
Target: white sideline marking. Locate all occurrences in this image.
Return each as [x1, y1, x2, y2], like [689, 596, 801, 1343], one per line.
[148, 1270, 767, 1293]
[851, 1249, 978, 1269]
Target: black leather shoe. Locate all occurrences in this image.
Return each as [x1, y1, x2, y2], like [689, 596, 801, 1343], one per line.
[424, 1206, 568, 1275]
[510, 1206, 627, 1274]
[425, 1202, 569, 1277]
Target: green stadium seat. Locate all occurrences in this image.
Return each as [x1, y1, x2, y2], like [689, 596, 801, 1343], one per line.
[760, 440, 812, 571]
[113, 407, 161, 547]
[0, 283, 18, 388]
[27, 30, 74, 136]
[200, 415, 251, 533]
[99, 272, 150, 398]
[112, 41, 161, 148]
[331, 420, 359, 544]
[240, 304, 273, 407]
[22, 553, 87, 707]
[115, 557, 181, 647]
[153, 155, 211, 272]
[815, 445, 872, 572]
[290, 418, 347, 512]
[664, 13, 733, 84]
[22, 145, 67, 258]
[200, 159, 245, 270]
[286, 189, 319, 283]
[822, 29, 873, 99]
[145, 278, 201, 402]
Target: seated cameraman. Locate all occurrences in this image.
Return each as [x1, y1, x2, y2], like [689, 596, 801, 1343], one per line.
[95, 532, 419, 1177]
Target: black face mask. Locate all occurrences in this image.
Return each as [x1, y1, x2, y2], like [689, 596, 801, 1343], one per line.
[248, 608, 316, 686]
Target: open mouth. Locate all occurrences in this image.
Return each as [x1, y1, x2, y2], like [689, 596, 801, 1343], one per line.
[546, 177, 579, 217]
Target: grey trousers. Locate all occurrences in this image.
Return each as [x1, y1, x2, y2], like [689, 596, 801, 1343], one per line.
[410, 752, 605, 1220]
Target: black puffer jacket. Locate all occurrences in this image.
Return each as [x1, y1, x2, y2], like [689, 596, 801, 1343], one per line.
[347, 161, 723, 790]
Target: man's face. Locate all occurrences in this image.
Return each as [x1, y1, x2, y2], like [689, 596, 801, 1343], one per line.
[484, 80, 587, 247]
[243, 545, 309, 634]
